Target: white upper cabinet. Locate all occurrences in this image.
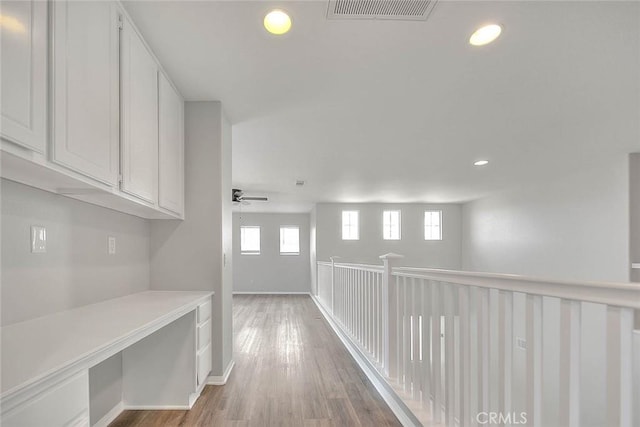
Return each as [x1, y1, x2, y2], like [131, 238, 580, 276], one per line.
[51, 0, 120, 186]
[120, 17, 158, 204]
[0, 0, 47, 153]
[158, 73, 184, 216]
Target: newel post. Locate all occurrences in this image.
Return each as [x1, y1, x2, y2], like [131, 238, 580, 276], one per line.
[380, 252, 404, 379]
[330, 256, 340, 315]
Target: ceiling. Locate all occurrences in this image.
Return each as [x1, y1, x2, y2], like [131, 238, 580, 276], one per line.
[123, 0, 640, 213]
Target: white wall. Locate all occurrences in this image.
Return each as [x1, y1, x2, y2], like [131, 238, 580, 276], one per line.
[1, 179, 150, 326]
[315, 203, 462, 269]
[233, 213, 311, 293]
[150, 101, 233, 378]
[461, 156, 630, 282]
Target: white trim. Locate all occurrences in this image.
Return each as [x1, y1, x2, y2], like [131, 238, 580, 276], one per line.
[232, 291, 311, 295]
[207, 360, 235, 385]
[631, 263, 640, 269]
[93, 401, 124, 427]
[123, 404, 191, 410]
[311, 296, 421, 427]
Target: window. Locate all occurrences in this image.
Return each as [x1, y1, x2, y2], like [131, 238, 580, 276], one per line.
[424, 211, 442, 240]
[342, 210, 359, 240]
[280, 226, 300, 255]
[383, 210, 401, 240]
[240, 226, 261, 254]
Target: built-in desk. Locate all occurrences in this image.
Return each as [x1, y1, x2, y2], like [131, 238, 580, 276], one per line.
[1, 291, 213, 427]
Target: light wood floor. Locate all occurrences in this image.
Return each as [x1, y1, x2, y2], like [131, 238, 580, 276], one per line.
[110, 294, 401, 426]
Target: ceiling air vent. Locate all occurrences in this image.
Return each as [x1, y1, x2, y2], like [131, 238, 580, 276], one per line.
[327, 0, 438, 21]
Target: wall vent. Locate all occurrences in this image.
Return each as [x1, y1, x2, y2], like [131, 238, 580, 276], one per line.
[327, 0, 438, 21]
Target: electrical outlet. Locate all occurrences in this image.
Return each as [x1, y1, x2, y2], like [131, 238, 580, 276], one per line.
[108, 236, 116, 255]
[31, 226, 47, 253]
[516, 337, 527, 350]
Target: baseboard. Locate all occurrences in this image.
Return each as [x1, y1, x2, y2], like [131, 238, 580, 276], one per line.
[207, 359, 235, 385]
[232, 291, 311, 295]
[311, 296, 421, 427]
[93, 401, 124, 427]
[123, 404, 192, 410]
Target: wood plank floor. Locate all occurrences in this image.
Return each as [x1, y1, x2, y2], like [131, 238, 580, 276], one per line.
[110, 294, 401, 426]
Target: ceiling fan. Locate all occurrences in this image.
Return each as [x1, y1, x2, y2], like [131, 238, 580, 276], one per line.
[232, 188, 268, 205]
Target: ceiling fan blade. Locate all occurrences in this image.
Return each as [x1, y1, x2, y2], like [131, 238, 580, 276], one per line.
[241, 197, 268, 201]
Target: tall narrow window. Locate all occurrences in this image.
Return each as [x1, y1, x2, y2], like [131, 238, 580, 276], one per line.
[280, 226, 300, 255]
[342, 210, 359, 240]
[383, 210, 401, 240]
[240, 226, 261, 254]
[424, 211, 442, 240]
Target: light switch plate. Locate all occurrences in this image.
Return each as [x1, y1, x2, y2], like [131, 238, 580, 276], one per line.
[31, 226, 47, 253]
[108, 236, 116, 255]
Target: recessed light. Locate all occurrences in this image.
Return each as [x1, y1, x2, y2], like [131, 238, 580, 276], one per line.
[474, 160, 489, 166]
[264, 9, 291, 35]
[469, 24, 502, 46]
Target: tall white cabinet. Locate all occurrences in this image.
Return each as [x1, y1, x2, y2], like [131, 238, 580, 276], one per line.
[51, 0, 120, 186]
[0, 0, 48, 153]
[158, 73, 185, 216]
[120, 16, 159, 204]
[0, 0, 185, 220]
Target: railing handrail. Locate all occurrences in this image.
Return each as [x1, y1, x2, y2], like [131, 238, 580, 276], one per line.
[394, 266, 640, 309]
[319, 261, 384, 273]
[318, 261, 640, 309]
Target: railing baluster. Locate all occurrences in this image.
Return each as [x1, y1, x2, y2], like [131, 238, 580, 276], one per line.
[403, 275, 411, 391]
[559, 299, 581, 427]
[479, 287, 490, 422]
[432, 281, 442, 423]
[606, 306, 633, 427]
[488, 289, 500, 418]
[412, 277, 421, 401]
[421, 278, 432, 411]
[401, 275, 407, 390]
[501, 290, 513, 424]
[469, 287, 479, 427]
[526, 294, 543, 427]
[458, 285, 470, 427]
[444, 284, 456, 426]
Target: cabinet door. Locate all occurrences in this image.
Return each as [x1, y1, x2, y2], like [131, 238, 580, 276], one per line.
[121, 17, 158, 203]
[0, 0, 47, 153]
[51, 0, 119, 185]
[158, 73, 184, 215]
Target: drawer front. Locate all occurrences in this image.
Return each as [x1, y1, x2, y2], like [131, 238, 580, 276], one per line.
[2, 371, 89, 427]
[197, 344, 212, 386]
[197, 300, 211, 324]
[197, 318, 211, 350]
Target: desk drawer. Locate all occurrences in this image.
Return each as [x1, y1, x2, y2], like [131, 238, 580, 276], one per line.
[197, 344, 212, 386]
[197, 300, 211, 324]
[2, 371, 89, 427]
[197, 318, 211, 350]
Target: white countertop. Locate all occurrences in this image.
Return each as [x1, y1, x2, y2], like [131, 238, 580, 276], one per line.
[1, 291, 212, 401]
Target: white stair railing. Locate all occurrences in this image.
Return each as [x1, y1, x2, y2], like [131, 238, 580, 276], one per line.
[315, 255, 639, 427]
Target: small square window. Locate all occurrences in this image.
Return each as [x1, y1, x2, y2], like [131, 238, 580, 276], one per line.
[280, 227, 300, 255]
[342, 211, 359, 240]
[424, 211, 442, 240]
[383, 210, 401, 240]
[240, 226, 261, 254]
